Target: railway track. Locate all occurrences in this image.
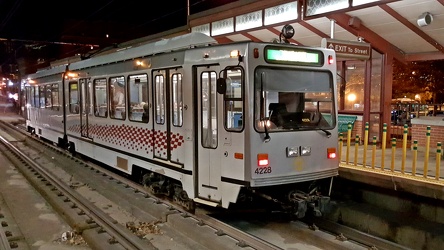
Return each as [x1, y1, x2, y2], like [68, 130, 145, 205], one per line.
[0, 120, 409, 250]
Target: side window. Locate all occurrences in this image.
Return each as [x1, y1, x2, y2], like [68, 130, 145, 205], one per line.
[172, 73, 183, 127]
[201, 71, 217, 149]
[128, 74, 148, 122]
[94, 78, 107, 117]
[35, 86, 40, 108]
[154, 74, 165, 124]
[39, 85, 45, 108]
[30, 87, 35, 108]
[224, 67, 244, 131]
[109, 76, 126, 120]
[45, 84, 52, 109]
[69, 81, 79, 114]
[52, 83, 59, 111]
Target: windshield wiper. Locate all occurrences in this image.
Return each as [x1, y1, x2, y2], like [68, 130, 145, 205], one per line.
[260, 72, 270, 142]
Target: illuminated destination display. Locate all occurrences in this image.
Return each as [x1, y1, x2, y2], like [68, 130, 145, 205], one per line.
[265, 46, 323, 66]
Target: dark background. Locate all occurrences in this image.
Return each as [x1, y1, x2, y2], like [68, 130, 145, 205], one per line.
[0, 0, 238, 75]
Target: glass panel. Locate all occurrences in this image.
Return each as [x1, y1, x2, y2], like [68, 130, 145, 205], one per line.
[225, 67, 243, 131]
[371, 50, 382, 112]
[39, 86, 45, 108]
[305, 0, 349, 16]
[264, 1, 298, 25]
[52, 84, 59, 111]
[94, 79, 107, 117]
[201, 71, 217, 148]
[35, 86, 40, 108]
[236, 10, 262, 31]
[110, 76, 126, 120]
[191, 24, 210, 36]
[254, 68, 335, 132]
[69, 81, 79, 113]
[211, 17, 234, 36]
[128, 74, 148, 122]
[353, 0, 379, 6]
[172, 73, 183, 127]
[344, 60, 365, 111]
[30, 87, 35, 107]
[155, 75, 165, 124]
[45, 85, 52, 109]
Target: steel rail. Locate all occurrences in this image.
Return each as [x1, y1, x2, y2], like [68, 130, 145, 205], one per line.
[0, 134, 153, 250]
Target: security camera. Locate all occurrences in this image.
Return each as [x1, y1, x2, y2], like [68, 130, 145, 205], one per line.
[417, 12, 433, 27]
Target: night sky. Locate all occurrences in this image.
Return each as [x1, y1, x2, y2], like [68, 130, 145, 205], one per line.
[0, 0, 238, 73]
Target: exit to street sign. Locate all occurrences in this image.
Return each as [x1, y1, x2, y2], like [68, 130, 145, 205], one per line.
[321, 38, 371, 60]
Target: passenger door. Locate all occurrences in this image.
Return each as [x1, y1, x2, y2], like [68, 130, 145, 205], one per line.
[79, 78, 92, 139]
[153, 70, 169, 160]
[195, 65, 222, 202]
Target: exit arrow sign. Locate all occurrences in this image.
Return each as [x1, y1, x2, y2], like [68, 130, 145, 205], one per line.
[321, 38, 371, 60]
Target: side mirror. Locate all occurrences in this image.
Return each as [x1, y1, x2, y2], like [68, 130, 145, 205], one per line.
[216, 78, 226, 94]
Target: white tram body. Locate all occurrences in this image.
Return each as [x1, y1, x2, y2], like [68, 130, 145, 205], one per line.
[24, 32, 339, 217]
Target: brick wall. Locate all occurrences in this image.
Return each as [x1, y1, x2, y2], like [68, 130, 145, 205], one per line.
[411, 124, 444, 150]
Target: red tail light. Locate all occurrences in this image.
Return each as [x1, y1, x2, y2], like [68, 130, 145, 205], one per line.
[327, 148, 336, 159]
[328, 55, 334, 64]
[257, 153, 269, 166]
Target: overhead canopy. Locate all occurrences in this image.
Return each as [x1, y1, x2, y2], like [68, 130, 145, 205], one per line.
[188, 0, 444, 63]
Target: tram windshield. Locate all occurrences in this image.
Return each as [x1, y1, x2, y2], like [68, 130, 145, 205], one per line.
[254, 67, 335, 132]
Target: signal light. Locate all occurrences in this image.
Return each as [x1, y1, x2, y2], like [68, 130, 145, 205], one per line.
[257, 153, 269, 166]
[254, 48, 259, 58]
[328, 55, 334, 64]
[327, 148, 337, 159]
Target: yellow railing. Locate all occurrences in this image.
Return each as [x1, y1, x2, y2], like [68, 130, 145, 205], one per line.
[339, 122, 443, 182]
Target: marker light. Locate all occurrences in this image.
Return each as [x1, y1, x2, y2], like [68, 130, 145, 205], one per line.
[257, 153, 269, 166]
[254, 48, 259, 58]
[230, 50, 240, 58]
[327, 148, 337, 159]
[328, 55, 334, 64]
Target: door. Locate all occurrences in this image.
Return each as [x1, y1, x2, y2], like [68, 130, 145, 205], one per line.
[195, 66, 222, 202]
[153, 70, 169, 160]
[79, 78, 92, 139]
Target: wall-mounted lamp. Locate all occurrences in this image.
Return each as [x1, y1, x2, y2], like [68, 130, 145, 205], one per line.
[417, 12, 433, 27]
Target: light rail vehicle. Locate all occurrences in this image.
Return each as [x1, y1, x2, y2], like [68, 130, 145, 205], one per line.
[23, 25, 339, 217]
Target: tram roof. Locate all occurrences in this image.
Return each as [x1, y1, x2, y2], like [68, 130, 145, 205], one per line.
[184, 0, 444, 63]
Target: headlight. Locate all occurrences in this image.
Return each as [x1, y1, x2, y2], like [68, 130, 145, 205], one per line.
[300, 146, 311, 156]
[286, 147, 299, 157]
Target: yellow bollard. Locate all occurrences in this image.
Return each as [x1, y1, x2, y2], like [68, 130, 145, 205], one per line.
[402, 124, 408, 174]
[346, 122, 352, 164]
[338, 133, 343, 163]
[424, 126, 431, 178]
[391, 138, 396, 172]
[371, 136, 377, 169]
[436, 142, 441, 180]
[381, 123, 387, 170]
[412, 140, 418, 176]
[363, 122, 369, 167]
[354, 135, 359, 166]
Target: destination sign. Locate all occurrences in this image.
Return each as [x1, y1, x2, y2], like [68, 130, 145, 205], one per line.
[321, 38, 371, 60]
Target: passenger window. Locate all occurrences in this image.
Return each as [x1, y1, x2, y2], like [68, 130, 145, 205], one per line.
[154, 75, 165, 124]
[45, 85, 52, 109]
[201, 71, 217, 149]
[94, 79, 107, 117]
[224, 67, 244, 131]
[128, 74, 148, 122]
[172, 73, 183, 127]
[69, 81, 79, 114]
[52, 84, 59, 111]
[109, 76, 126, 120]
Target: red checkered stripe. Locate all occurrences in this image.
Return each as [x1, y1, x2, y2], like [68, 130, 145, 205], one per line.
[67, 124, 185, 155]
